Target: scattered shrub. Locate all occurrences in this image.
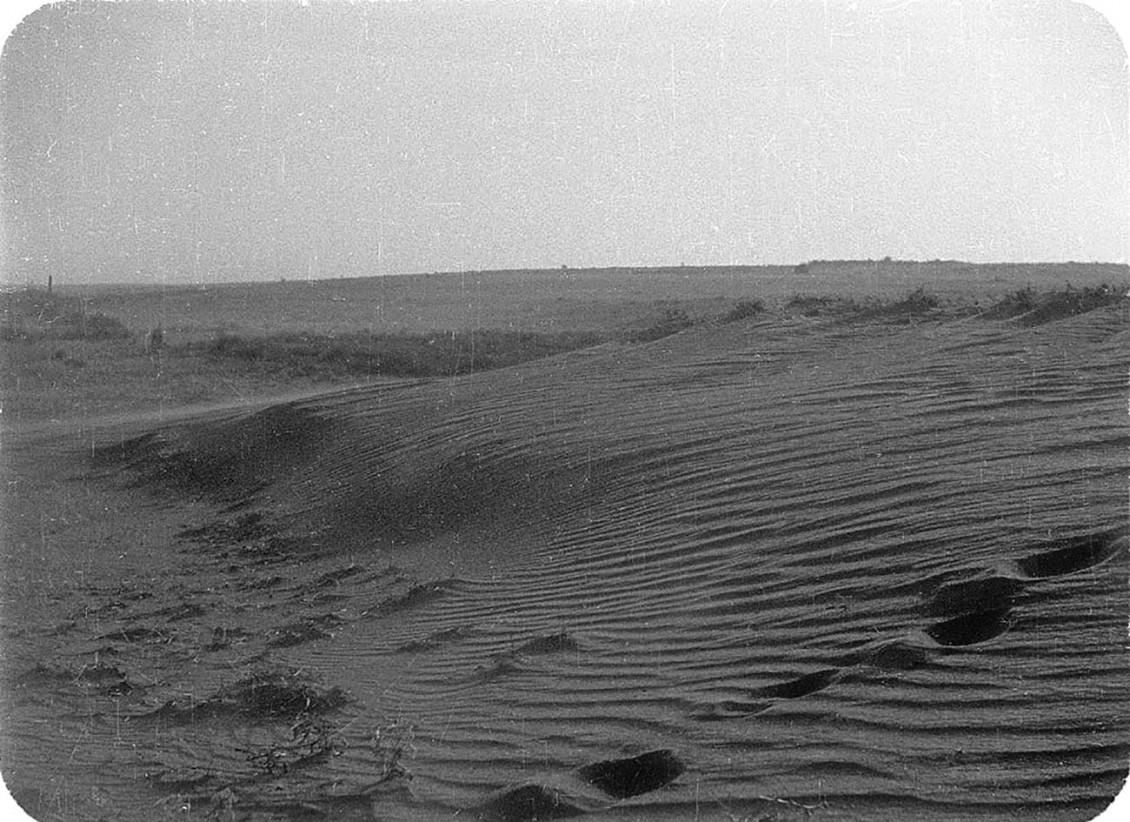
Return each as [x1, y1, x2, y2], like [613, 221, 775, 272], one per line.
[982, 286, 1037, 319]
[854, 286, 939, 323]
[881, 286, 938, 315]
[786, 288, 941, 323]
[187, 329, 606, 379]
[722, 299, 765, 323]
[979, 283, 1127, 324]
[1, 287, 131, 340]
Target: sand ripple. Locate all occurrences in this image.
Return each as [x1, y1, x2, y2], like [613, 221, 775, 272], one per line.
[18, 305, 1126, 821]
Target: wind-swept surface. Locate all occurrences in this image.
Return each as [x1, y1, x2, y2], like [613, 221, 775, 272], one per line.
[3, 302, 1127, 821]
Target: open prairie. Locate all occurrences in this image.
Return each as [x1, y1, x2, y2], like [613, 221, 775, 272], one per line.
[1, 263, 1128, 822]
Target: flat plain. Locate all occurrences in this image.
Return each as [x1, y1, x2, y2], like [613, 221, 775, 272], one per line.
[1, 261, 1127, 822]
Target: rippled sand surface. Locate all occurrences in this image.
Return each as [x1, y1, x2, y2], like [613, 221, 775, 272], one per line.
[3, 305, 1127, 821]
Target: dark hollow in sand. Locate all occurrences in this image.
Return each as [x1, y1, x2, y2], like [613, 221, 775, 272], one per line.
[926, 607, 1014, 647]
[574, 748, 686, 799]
[754, 668, 841, 699]
[516, 632, 581, 655]
[1016, 531, 1127, 579]
[472, 783, 586, 821]
[923, 575, 1025, 618]
[844, 641, 934, 672]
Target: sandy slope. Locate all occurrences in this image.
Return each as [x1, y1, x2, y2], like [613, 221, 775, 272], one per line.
[2, 304, 1127, 822]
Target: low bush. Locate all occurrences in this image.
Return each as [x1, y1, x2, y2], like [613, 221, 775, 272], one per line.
[858, 286, 939, 322]
[721, 299, 765, 323]
[981, 286, 1037, 319]
[786, 288, 941, 323]
[996, 283, 1127, 326]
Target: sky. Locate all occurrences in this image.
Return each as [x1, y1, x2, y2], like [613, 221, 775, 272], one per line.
[0, 0, 1126, 285]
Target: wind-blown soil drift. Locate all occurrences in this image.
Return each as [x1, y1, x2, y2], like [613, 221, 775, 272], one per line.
[10, 299, 1128, 822]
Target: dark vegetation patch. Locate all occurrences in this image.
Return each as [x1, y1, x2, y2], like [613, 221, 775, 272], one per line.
[984, 283, 1128, 325]
[180, 328, 605, 379]
[926, 607, 1014, 647]
[981, 286, 1039, 320]
[1016, 529, 1126, 579]
[141, 670, 348, 725]
[854, 286, 941, 322]
[786, 288, 944, 323]
[575, 749, 685, 799]
[720, 299, 765, 323]
[1, 287, 132, 341]
[241, 712, 339, 776]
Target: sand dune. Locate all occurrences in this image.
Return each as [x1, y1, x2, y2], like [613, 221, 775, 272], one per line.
[4, 303, 1127, 821]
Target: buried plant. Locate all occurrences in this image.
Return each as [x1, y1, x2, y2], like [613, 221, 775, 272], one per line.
[242, 713, 339, 777]
[141, 669, 349, 725]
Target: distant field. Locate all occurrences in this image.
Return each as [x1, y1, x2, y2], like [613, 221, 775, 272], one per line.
[2, 262, 1126, 424]
[56, 261, 1129, 339]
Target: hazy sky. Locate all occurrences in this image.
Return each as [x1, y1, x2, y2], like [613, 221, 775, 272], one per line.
[1, 0, 1127, 284]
